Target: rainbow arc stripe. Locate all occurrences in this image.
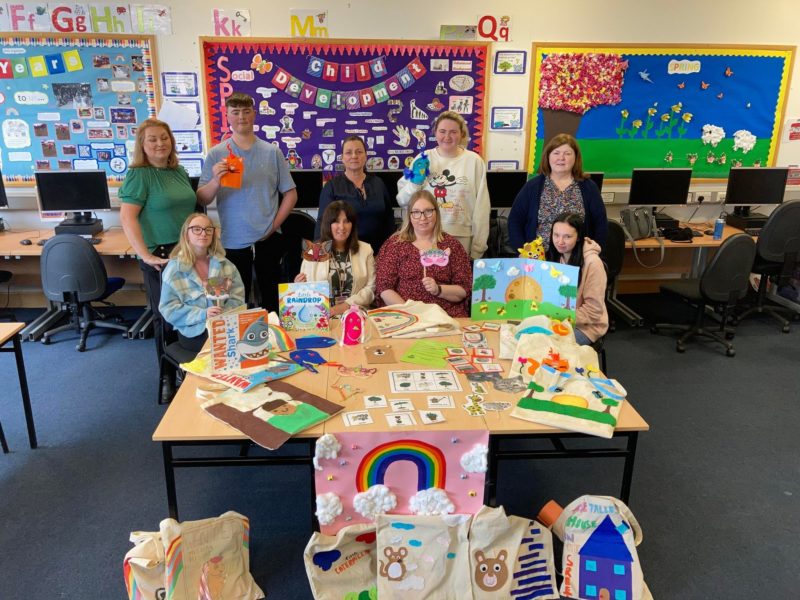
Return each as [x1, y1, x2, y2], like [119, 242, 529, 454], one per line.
[356, 439, 446, 492]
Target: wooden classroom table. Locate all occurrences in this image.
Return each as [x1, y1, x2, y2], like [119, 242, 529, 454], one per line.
[0, 323, 37, 452]
[153, 319, 649, 520]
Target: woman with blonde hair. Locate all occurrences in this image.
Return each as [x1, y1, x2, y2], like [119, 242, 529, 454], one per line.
[160, 213, 245, 354]
[396, 111, 490, 259]
[376, 190, 472, 317]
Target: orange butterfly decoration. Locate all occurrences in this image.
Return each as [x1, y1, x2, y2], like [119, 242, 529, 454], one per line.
[677, 82, 685, 89]
[700, 81, 710, 90]
[724, 67, 734, 77]
[250, 54, 273, 75]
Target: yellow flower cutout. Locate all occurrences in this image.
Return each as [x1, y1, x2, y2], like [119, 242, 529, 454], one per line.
[660, 113, 670, 122]
[632, 119, 643, 129]
[620, 109, 629, 119]
[671, 102, 683, 113]
[682, 112, 693, 123]
[648, 107, 657, 116]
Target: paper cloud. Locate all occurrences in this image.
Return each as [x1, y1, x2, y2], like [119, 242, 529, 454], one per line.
[260, 125, 280, 139]
[314, 433, 341, 470]
[255, 86, 277, 98]
[353, 484, 397, 520]
[409, 488, 455, 516]
[506, 266, 520, 277]
[315, 492, 343, 526]
[460, 444, 489, 473]
[475, 260, 486, 269]
[559, 275, 571, 285]
[281, 102, 299, 115]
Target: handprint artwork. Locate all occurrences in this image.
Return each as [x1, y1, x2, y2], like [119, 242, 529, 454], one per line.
[392, 124, 410, 147]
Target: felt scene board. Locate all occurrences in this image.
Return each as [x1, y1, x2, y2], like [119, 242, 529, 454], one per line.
[527, 43, 794, 179]
[313, 430, 489, 535]
[471, 257, 580, 321]
[0, 33, 158, 185]
[201, 38, 488, 172]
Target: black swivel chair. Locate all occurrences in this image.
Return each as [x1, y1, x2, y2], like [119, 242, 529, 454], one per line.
[651, 233, 756, 356]
[602, 221, 645, 328]
[0, 270, 15, 321]
[39, 234, 127, 351]
[280, 210, 317, 283]
[733, 200, 800, 333]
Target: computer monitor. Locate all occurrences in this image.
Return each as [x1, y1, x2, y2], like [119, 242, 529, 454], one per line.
[724, 167, 787, 209]
[627, 168, 692, 207]
[35, 170, 111, 235]
[585, 171, 604, 192]
[372, 170, 403, 207]
[0, 169, 8, 209]
[486, 171, 529, 208]
[290, 170, 325, 208]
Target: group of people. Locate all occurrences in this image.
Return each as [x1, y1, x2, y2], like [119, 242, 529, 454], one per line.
[117, 92, 610, 398]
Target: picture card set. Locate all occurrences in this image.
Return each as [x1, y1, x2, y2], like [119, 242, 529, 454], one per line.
[389, 370, 463, 394]
[445, 341, 503, 375]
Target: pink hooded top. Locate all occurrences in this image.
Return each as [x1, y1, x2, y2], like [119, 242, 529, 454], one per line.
[573, 238, 609, 343]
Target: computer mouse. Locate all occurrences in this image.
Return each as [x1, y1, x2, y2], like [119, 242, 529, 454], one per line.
[20, 238, 32, 245]
[37, 239, 48, 246]
[704, 229, 714, 236]
[692, 230, 703, 237]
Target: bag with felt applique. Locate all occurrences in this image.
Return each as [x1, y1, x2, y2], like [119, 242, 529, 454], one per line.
[468, 505, 558, 599]
[538, 496, 653, 600]
[368, 300, 460, 339]
[375, 513, 472, 600]
[303, 523, 378, 600]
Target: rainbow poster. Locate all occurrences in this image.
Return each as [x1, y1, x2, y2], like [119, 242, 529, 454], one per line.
[314, 430, 489, 535]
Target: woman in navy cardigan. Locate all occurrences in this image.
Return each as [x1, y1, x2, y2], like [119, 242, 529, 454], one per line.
[508, 134, 607, 252]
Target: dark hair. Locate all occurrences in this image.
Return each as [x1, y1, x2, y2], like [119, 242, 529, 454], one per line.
[539, 133, 585, 180]
[341, 135, 368, 172]
[319, 201, 360, 254]
[546, 212, 586, 283]
[225, 92, 255, 108]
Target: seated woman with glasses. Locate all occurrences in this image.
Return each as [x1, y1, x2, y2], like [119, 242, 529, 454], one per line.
[160, 213, 246, 353]
[295, 201, 376, 316]
[376, 190, 472, 317]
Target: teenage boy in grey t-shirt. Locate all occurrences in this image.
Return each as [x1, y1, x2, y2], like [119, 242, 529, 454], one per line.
[197, 92, 297, 311]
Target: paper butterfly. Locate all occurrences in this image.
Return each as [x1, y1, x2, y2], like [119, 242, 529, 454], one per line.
[251, 54, 273, 74]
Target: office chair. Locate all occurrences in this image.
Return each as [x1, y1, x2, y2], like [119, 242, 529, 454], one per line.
[39, 234, 127, 351]
[651, 233, 756, 356]
[602, 221, 644, 328]
[157, 341, 197, 405]
[732, 200, 800, 333]
[279, 210, 317, 283]
[0, 270, 15, 322]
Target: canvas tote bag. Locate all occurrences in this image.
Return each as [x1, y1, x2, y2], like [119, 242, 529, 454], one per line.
[303, 523, 378, 600]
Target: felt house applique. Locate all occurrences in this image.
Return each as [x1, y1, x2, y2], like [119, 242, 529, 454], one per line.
[578, 515, 633, 600]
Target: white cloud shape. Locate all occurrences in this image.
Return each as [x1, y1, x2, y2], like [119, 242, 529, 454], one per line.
[475, 260, 486, 269]
[460, 444, 489, 473]
[541, 262, 550, 270]
[409, 488, 455, 515]
[260, 125, 280, 139]
[281, 102, 300, 115]
[559, 275, 571, 285]
[314, 433, 341, 470]
[353, 484, 397, 520]
[506, 266, 520, 277]
[255, 86, 277, 98]
[315, 492, 343, 525]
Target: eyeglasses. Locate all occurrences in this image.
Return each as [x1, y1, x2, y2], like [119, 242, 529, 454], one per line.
[410, 209, 435, 220]
[188, 226, 215, 235]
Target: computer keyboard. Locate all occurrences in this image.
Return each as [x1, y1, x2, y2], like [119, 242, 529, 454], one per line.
[744, 227, 761, 237]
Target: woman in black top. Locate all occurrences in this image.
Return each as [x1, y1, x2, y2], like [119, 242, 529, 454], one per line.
[315, 135, 396, 254]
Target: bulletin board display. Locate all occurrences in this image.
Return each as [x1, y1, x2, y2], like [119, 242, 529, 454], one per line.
[201, 38, 489, 172]
[526, 43, 795, 180]
[0, 34, 159, 186]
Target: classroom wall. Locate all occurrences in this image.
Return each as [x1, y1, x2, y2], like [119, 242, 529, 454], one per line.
[3, 0, 800, 227]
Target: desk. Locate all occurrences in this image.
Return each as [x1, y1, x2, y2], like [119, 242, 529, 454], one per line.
[0, 323, 37, 452]
[153, 320, 649, 520]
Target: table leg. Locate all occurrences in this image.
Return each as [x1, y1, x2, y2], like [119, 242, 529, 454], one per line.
[620, 432, 639, 504]
[12, 333, 37, 449]
[484, 435, 500, 506]
[690, 247, 709, 279]
[162, 442, 179, 520]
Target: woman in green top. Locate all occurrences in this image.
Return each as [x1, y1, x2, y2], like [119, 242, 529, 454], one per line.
[119, 118, 196, 401]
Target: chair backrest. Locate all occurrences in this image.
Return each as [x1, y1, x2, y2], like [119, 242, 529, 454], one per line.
[280, 210, 318, 281]
[40, 234, 108, 303]
[602, 221, 627, 281]
[755, 200, 800, 267]
[700, 233, 757, 304]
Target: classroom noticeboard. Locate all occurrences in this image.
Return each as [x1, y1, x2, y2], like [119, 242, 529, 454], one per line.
[201, 38, 489, 172]
[0, 33, 158, 185]
[526, 43, 795, 179]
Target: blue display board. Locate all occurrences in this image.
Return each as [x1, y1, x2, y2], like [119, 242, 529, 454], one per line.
[0, 33, 158, 185]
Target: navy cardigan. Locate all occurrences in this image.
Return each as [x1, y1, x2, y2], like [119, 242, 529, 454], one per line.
[507, 175, 608, 251]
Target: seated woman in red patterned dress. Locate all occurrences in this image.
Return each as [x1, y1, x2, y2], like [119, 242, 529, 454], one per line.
[375, 190, 472, 318]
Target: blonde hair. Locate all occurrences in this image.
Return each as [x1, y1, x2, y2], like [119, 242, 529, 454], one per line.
[397, 190, 444, 243]
[433, 111, 469, 148]
[170, 213, 225, 267]
[129, 118, 180, 169]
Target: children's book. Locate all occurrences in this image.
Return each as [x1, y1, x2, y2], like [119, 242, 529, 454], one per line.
[207, 307, 271, 372]
[278, 281, 331, 331]
[471, 258, 580, 321]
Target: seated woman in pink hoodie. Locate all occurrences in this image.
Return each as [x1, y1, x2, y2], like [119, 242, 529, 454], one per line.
[546, 212, 609, 345]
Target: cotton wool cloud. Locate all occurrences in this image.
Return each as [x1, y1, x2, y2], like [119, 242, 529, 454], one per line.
[409, 488, 455, 515]
[353, 485, 397, 520]
[460, 444, 489, 473]
[314, 433, 341, 470]
[315, 492, 343, 526]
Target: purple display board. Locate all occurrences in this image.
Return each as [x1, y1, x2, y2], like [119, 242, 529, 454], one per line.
[201, 38, 489, 172]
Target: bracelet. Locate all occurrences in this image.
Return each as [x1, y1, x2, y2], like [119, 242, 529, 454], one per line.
[435, 283, 442, 297]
